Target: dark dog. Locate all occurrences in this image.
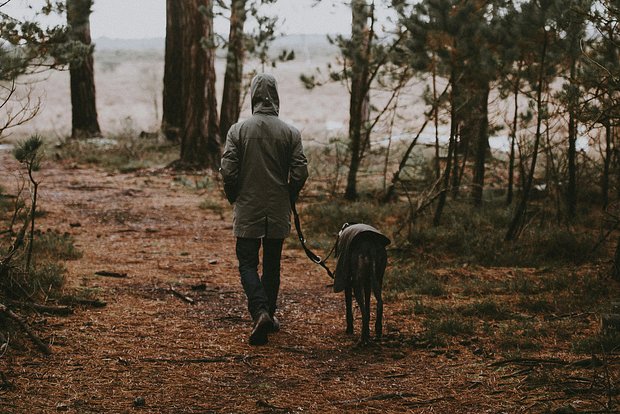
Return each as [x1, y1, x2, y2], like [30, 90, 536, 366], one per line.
[334, 224, 389, 344]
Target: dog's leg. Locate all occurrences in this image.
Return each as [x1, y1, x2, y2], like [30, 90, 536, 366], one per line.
[374, 250, 387, 339]
[345, 285, 353, 334]
[353, 278, 366, 344]
[374, 283, 383, 339]
[362, 274, 371, 343]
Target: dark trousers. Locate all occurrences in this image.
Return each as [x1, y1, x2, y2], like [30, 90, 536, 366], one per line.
[236, 237, 284, 320]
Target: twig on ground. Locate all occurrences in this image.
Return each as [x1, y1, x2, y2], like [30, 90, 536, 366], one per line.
[0, 304, 51, 355]
[11, 301, 73, 316]
[169, 286, 195, 304]
[338, 392, 419, 404]
[95, 270, 128, 278]
[141, 355, 260, 364]
[58, 297, 107, 308]
[256, 399, 288, 411]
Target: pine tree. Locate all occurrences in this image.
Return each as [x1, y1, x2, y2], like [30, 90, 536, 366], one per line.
[344, 0, 372, 200]
[220, 0, 248, 139]
[178, 0, 220, 169]
[162, 0, 221, 169]
[161, 0, 184, 141]
[67, 0, 100, 139]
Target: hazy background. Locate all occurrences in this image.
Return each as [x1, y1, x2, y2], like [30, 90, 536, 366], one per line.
[1, 0, 414, 142]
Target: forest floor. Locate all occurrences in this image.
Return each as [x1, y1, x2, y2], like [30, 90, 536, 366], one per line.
[0, 148, 618, 414]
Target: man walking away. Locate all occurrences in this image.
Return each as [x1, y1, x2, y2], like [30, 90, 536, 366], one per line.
[220, 73, 309, 346]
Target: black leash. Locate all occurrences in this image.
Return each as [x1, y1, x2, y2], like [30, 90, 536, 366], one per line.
[291, 200, 335, 280]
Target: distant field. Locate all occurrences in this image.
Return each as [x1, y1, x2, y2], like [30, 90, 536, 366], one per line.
[4, 35, 427, 145]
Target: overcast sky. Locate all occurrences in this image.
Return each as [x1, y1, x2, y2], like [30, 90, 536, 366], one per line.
[1, 0, 362, 38]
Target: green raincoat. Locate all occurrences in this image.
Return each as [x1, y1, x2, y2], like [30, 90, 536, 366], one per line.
[220, 73, 308, 239]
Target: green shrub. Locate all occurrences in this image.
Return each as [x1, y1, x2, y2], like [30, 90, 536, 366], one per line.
[33, 230, 82, 261]
[572, 333, 620, 354]
[301, 200, 395, 240]
[504, 272, 538, 295]
[384, 264, 446, 296]
[55, 133, 178, 172]
[199, 197, 226, 215]
[423, 315, 475, 344]
[458, 299, 512, 320]
[517, 296, 556, 313]
[497, 322, 541, 351]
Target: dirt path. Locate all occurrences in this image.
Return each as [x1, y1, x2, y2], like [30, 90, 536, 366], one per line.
[0, 151, 535, 413]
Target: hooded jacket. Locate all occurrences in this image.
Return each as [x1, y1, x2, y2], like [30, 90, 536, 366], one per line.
[220, 73, 309, 239]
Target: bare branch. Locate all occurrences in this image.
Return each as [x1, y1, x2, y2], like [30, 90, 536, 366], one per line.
[0, 83, 41, 139]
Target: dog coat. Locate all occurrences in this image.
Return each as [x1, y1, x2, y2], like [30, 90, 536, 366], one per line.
[333, 224, 390, 293]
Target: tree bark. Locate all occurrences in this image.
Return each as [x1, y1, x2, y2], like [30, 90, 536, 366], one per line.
[161, 0, 184, 141]
[433, 77, 459, 226]
[566, 57, 578, 219]
[471, 82, 490, 206]
[178, 0, 221, 169]
[67, 0, 100, 139]
[506, 29, 548, 241]
[602, 120, 611, 208]
[344, 0, 370, 201]
[612, 235, 620, 281]
[507, 72, 520, 205]
[220, 0, 247, 139]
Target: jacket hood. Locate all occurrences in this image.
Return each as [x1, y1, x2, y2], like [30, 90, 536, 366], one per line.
[251, 73, 280, 116]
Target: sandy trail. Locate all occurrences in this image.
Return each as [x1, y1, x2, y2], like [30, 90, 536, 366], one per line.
[0, 150, 531, 413]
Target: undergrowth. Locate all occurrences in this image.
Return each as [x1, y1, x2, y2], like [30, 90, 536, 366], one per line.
[54, 130, 178, 172]
[298, 195, 618, 359]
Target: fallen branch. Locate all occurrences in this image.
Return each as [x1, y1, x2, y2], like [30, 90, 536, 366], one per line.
[405, 396, 455, 408]
[491, 356, 604, 368]
[169, 287, 195, 304]
[0, 304, 51, 355]
[338, 392, 419, 404]
[256, 399, 288, 411]
[491, 357, 569, 367]
[141, 355, 259, 364]
[58, 296, 107, 308]
[95, 271, 128, 278]
[11, 301, 73, 316]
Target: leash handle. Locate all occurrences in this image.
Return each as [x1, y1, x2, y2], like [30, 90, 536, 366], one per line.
[291, 200, 334, 279]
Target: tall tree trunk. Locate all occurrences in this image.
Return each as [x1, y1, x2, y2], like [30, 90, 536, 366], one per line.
[612, 235, 620, 281]
[602, 119, 611, 208]
[161, 0, 184, 141]
[471, 82, 490, 206]
[566, 57, 578, 219]
[506, 29, 548, 241]
[433, 79, 458, 226]
[507, 73, 520, 205]
[220, 0, 247, 139]
[450, 132, 460, 198]
[178, 0, 221, 169]
[433, 59, 441, 179]
[67, 0, 100, 139]
[344, 0, 370, 201]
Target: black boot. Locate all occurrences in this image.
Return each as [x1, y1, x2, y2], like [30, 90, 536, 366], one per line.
[249, 311, 272, 345]
[269, 315, 280, 333]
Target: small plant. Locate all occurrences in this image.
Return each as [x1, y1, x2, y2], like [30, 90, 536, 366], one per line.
[12, 135, 43, 272]
[199, 197, 226, 215]
[55, 132, 177, 172]
[421, 315, 475, 346]
[572, 333, 620, 354]
[458, 299, 512, 320]
[384, 264, 446, 297]
[497, 321, 541, 352]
